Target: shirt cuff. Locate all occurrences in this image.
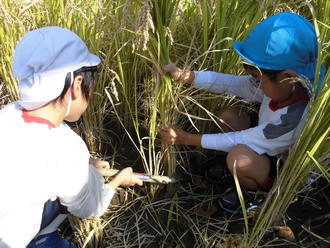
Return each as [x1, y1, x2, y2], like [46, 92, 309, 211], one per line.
[105, 183, 116, 195]
[192, 71, 203, 87]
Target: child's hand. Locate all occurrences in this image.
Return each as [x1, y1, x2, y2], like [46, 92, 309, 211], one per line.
[159, 125, 188, 145]
[160, 125, 202, 147]
[89, 157, 110, 169]
[109, 167, 143, 189]
[162, 63, 195, 85]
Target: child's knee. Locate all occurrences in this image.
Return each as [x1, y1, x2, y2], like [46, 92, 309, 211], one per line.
[217, 106, 250, 132]
[226, 145, 253, 174]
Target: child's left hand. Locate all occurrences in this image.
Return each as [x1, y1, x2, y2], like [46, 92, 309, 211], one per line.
[89, 157, 110, 169]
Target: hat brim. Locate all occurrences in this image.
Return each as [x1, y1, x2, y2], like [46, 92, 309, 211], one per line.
[233, 41, 280, 70]
[234, 41, 259, 68]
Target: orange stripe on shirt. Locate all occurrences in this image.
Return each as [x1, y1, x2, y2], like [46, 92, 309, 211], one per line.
[21, 110, 56, 128]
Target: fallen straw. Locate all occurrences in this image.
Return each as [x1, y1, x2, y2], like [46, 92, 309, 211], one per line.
[97, 168, 176, 184]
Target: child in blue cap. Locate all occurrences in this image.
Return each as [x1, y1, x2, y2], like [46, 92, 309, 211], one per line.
[159, 12, 325, 212]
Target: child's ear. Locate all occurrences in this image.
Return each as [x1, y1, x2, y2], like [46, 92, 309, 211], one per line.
[279, 70, 299, 84]
[71, 75, 83, 100]
[281, 70, 298, 79]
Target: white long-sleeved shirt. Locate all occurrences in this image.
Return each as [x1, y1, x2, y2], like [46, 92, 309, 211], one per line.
[193, 71, 309, 156]
[0, 102, 115, 248]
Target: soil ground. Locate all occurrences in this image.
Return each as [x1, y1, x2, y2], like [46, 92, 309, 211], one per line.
[65, 120, 330, 247]
[102, 149, 330, 247]
[149, 150, 330, 247]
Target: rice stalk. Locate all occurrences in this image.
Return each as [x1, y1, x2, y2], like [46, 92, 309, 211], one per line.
[68, 215, 104, 248]
[137, 0, 181, 182]
[232, 161, 249, 236]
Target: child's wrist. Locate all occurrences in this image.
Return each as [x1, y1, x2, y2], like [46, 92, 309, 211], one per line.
[186, 71, 195, 85]
[183, 133, 201, 146]
[108, 177, 121, 189]
[89, 156, 96, 165]
[179, 70, 194, 85]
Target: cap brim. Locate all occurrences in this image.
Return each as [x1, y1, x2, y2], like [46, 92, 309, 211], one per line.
[233, 41, 261, 68]
[234, 41, 285, 70]
[87, 53, 101, 67]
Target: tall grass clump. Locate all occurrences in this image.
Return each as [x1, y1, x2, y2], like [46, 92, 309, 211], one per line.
[103, 0, 177, 191]
[106, 0, 184, 194]
[0, 0, 30, 101]
[146, 0, 179, 180]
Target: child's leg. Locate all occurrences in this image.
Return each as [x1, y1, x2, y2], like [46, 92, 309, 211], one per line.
[226, 144, 270, 190]
[204, 106, 260, 187]
[203, 106, 252, 184]
[216, 106, 251, 133]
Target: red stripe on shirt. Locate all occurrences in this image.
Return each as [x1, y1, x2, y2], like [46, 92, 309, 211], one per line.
[21, 110, 56, 128]
[269, 91, 309, 111]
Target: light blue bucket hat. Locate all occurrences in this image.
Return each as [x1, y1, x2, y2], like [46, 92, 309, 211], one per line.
[233, 12, 326, 97]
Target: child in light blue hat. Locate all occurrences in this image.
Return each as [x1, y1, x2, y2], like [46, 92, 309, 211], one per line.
[0, 26, 143, 248]
[159, 12, 325, 213]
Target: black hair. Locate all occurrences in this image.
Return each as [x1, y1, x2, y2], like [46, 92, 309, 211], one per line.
[243, 63, 283, 82]
[56, 66, 98, 102]
[260, 68, 284, 81]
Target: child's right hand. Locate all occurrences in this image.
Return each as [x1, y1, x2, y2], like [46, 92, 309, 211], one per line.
[109, 167, 143, 189]
[162, 63, 195, 85]
[159, 125, 202, 147]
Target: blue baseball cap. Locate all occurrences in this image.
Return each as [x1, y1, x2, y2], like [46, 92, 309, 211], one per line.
[233, 12, 325, 96]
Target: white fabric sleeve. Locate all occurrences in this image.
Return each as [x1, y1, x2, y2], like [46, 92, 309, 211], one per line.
[60, 165, 115, 219]
[201, 132, 243, 152]
[201, 123, 298, 156]
[193, 71, 264, 102]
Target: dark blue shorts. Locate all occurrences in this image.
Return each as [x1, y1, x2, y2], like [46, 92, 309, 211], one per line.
[26, 231, 76, 248]
[27, 198, 73, 248]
